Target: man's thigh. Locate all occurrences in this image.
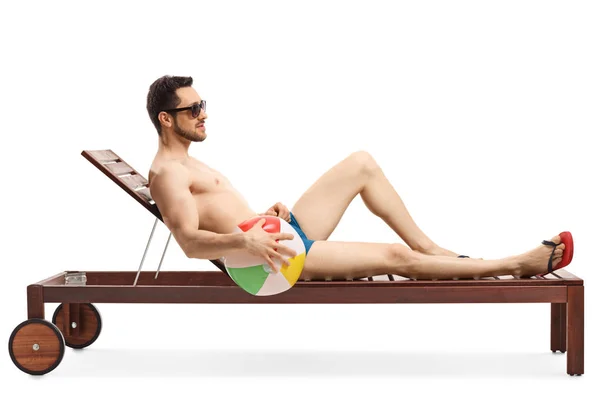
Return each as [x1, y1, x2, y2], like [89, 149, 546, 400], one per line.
[292, 152, 368, 240]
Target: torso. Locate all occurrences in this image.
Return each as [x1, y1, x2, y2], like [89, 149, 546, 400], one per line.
[148, 156, 258, 234]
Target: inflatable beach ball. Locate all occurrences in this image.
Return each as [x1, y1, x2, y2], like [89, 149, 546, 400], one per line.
[223, 216, 306, 296]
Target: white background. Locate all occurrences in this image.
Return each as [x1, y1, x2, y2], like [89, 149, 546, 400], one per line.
[0, 0, 598, 398]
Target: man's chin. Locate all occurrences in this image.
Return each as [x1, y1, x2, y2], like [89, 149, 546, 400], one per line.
[174, 127, 206, 142]
[179, 133, 206, 142]
[193, 133, 206, 142]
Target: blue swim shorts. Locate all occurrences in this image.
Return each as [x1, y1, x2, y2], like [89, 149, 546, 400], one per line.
[288, 212, 315, 254]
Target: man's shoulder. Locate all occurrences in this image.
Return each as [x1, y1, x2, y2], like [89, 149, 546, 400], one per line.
[149, 160, 191, 189]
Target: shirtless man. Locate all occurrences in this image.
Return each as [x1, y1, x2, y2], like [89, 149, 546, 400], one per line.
[146, 75, 569, 281]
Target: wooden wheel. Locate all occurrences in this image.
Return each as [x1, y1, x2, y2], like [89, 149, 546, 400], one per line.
[8, 319, 65, 375]
[52, 303, 102, 349]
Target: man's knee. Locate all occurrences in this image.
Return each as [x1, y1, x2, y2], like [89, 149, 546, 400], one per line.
[385, 243, 420, 275]
[350, 150, 379, 176]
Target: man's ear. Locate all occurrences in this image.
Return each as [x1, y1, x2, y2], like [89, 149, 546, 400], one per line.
[158, 111, 173, 129]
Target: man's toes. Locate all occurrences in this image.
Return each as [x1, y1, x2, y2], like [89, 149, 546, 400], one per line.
[552, 257, 563, 268]
[552, 248, 563, 259]
[557, 243, 566, 250]
[550, 235, 562, 245]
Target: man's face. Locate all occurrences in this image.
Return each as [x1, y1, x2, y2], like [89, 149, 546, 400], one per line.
[168, 86, 208, 142]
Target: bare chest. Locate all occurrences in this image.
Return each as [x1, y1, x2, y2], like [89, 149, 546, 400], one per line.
[188, 162, 233, 194]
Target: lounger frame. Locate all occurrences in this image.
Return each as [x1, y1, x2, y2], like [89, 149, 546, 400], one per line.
[13, 150, 585, 376]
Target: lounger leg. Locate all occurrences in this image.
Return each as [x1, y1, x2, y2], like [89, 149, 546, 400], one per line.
[64, 303, 81, 337]
[566, 286, 584, 376]
[27, 284, 44, 319]
[550, 303, 566, 353]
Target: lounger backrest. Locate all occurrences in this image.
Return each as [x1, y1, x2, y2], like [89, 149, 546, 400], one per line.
[81, 149, 227, 273]
[82, 150, 160, 219]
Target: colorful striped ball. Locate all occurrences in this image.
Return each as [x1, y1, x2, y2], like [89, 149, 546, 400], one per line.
[223, 216, 306, 296]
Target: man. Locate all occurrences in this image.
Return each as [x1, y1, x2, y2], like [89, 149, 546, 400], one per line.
[146, 75, 570, 281]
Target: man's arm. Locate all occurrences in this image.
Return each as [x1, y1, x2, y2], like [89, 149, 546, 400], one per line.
[149, 164, 247, 260]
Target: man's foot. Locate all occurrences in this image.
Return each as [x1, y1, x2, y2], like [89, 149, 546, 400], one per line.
[515, 235, 566, 277]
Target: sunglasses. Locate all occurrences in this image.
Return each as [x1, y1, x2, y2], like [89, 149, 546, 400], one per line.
[163, 100, 206, 118]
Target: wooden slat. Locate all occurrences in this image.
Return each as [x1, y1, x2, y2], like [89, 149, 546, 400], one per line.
[293, 277, 581, 286]
[543, 273, 562, 280]
[34, 271, 67, 286]
[301, 276, 365, 281]
[78, 271, 233, 286]
[120, 174, 148, 190]
[89, 150, 119, 162]
[552, 269, 581, 281]
[105, 161, 134, 176]
[136, 187, 153, 202]
[371, 274, 393, 281]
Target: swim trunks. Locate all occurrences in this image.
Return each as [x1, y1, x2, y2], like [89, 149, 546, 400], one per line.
[288, 212, 315, 254]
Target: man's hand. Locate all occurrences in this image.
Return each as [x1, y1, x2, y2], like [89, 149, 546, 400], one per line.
[244, 218, 297, 273]
[262, 202, 291, 223]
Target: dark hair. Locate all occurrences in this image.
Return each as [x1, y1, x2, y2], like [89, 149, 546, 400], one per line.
[146, 75, 194, 135]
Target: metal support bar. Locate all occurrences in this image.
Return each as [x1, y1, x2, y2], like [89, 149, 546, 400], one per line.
[133, 218, 159, 286]
[154, 233, 172, 279]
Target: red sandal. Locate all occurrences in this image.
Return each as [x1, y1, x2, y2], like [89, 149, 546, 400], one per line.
[536, 231, 574, 277]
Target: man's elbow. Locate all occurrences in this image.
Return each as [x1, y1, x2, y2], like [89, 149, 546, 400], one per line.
[182, 244, 193, 259]
[171, 230, 195, 259]
[184, 246, 200, 259]
[180, 238, 199, 259]
[180, 237, 208, 260]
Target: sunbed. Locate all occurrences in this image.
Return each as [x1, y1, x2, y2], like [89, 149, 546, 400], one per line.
[7, 150, 584, 376]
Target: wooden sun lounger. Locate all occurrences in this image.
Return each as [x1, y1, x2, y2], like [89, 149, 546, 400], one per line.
[7, 149, 584, 376]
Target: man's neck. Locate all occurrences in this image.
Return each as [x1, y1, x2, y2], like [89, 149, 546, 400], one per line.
[158, 136, 191, 160]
